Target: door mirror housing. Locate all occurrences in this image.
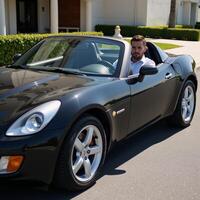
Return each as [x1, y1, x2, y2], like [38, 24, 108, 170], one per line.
[137, 65, 158, 82]
[139, 65, 158, 76]
[127, 65, 158, 84]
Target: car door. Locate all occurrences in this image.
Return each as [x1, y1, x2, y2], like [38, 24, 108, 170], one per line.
[127, 62, 179, 134]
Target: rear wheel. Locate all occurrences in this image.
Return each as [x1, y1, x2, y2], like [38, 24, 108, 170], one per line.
[169, 80, 196, 127]
[53, 115, 107, 191]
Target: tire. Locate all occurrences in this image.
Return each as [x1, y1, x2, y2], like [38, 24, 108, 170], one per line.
[169, 80, 196, 127]
[53, 115, 107, 191]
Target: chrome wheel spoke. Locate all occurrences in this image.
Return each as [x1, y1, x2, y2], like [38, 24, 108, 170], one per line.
[83, 158, 92, 178]
[188, 93, 194, 102]
[84, 127, 94, 146]
[89, 145, 101, 155]
[182, 106, 187, 119]
[73, 156, 84, 174]
[75, 138, 84, 152]
[184, 87, 189, 99]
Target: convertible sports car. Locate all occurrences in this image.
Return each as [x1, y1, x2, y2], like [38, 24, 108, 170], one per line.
[0, 35, 197, 191]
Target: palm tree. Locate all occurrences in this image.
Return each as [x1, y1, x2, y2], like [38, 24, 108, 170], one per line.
[168, 0, 177, 28]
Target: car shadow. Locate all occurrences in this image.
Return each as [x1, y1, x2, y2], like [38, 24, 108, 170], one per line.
[0, 120, 183, 200]
[101, 119, 182, 177]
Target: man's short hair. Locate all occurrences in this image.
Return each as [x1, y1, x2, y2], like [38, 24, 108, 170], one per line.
[131, 35, 146, 46]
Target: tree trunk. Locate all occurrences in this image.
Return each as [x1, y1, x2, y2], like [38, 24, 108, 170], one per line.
[168, 0, 177, 28]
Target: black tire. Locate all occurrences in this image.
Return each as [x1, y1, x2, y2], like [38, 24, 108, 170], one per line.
[53, 115, 107, 191]
[168, 80, 196, 127]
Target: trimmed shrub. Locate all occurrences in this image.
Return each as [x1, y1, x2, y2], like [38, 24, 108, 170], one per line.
[0, 32, 103, 66]
[95, 25, 200, 41]
[195, 22, 200, 29]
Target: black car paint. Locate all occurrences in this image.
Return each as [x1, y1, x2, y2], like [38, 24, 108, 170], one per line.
[0, 36, 197, 185]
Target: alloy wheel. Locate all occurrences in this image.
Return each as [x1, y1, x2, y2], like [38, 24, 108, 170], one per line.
[71, 125, 103, 182]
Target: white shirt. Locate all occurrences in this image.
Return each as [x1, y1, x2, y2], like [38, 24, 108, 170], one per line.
[113, 55, 156, 75]
[131, 55, 156, 75]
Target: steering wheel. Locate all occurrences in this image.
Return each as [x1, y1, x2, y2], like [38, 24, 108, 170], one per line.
[97, 60, 116, 74]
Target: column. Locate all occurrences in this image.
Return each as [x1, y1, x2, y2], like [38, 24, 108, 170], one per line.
[50, 0, 58, 33]
[8, 0, 17, 34]
[0, 0, 6, 35]
[85, 0, 92, 31]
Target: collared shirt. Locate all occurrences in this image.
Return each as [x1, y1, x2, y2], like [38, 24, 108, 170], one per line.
[131, 55, 156, 75]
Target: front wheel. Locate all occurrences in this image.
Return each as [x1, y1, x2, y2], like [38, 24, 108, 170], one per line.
[169, 80, 196, 127]
[53, 115, 107, 191]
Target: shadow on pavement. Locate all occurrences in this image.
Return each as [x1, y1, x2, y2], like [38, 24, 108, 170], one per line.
[101, 120, 182, 177]
[0, 120, 183, 200]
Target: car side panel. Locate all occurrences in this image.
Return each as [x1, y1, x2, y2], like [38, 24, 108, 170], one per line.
[127, 63, 181, 133]
[55, 79, 131, 143]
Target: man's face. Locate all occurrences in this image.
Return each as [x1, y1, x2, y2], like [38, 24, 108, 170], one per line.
[131, 40, 147, 61]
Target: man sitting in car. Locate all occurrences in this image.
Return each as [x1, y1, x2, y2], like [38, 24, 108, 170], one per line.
[113, 35, 155, 74]
[130, 35, 155, 74]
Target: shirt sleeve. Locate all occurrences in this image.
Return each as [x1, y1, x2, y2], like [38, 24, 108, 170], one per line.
[146, 58, 156, 67]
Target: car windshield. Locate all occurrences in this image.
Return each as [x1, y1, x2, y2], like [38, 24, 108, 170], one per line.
[13, 37, 123, 76]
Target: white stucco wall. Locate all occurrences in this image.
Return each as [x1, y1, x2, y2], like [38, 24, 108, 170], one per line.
[134, 0, 148, 26]
[100, 0, 135, 25]
[90, 0, 147, 28]
[38, 0, 49, 33]
[146, 0, 171, 26]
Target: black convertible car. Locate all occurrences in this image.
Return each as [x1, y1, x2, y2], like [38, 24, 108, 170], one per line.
[0, 35, 197, 191]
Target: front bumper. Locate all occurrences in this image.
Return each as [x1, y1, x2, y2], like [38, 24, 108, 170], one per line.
[0, 128, 65, 184]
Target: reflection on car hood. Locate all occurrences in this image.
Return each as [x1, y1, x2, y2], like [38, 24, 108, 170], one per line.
[0, 67, 108, 124]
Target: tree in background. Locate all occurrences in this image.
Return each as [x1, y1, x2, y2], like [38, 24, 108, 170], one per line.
[168, 0, 177, 28]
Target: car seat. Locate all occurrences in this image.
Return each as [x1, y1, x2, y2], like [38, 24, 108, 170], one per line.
[64, 41, 101, 69]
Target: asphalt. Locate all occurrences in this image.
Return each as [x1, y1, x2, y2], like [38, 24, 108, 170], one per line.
[149, 38, 200, 68]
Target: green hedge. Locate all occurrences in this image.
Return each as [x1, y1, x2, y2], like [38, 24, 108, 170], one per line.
[0, 32, 103, 66]
[195, 22, 200, 29]
[95, 25, 200, 41]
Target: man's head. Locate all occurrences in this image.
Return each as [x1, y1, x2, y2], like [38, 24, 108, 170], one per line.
[131, 35, 147, 61]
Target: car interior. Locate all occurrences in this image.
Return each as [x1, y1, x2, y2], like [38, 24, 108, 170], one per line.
[145, 42, 163, 65]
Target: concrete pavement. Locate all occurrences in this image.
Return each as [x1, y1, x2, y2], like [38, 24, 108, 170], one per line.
[149, 38, 200, 67]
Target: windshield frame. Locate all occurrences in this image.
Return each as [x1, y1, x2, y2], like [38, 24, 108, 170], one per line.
[12, 36, 125, 78]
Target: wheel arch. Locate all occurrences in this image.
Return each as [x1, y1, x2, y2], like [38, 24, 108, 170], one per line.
[186, 74, 198, 92]
[75, 107, 113, 152]
[63, 105, 113, 153]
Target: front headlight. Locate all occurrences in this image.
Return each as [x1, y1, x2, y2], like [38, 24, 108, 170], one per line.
[6, 100, 61, 136]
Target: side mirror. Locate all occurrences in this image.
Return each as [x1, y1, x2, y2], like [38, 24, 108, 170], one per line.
[138, 65, 158, 82]
[139, 65, 158, 76]
[126, 65, 158, 84]
[13, 54, 22, 63]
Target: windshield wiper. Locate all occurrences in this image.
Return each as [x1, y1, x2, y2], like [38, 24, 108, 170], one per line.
[7, 64, 27, 69]
[29, 67, 86, 76]
[51, 68, 86, 76]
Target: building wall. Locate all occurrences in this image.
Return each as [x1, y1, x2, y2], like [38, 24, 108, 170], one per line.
[91, 0, 104, 29]
[91, 0, 147, 28]
[146, 0, 171, 26]
[134, 0, 148, 26]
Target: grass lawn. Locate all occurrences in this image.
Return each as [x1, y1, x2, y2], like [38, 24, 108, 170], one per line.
[153, 42, 181, 50]
[124, 38, 181, 50]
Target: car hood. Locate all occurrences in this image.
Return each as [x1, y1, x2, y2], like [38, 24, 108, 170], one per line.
[0, 67, 110, 124]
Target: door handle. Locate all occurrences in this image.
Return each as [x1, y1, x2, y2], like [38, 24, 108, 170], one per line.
[165, 73, 172, 79]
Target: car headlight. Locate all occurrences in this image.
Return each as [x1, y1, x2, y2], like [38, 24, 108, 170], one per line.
[6, 100, 61, 136]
